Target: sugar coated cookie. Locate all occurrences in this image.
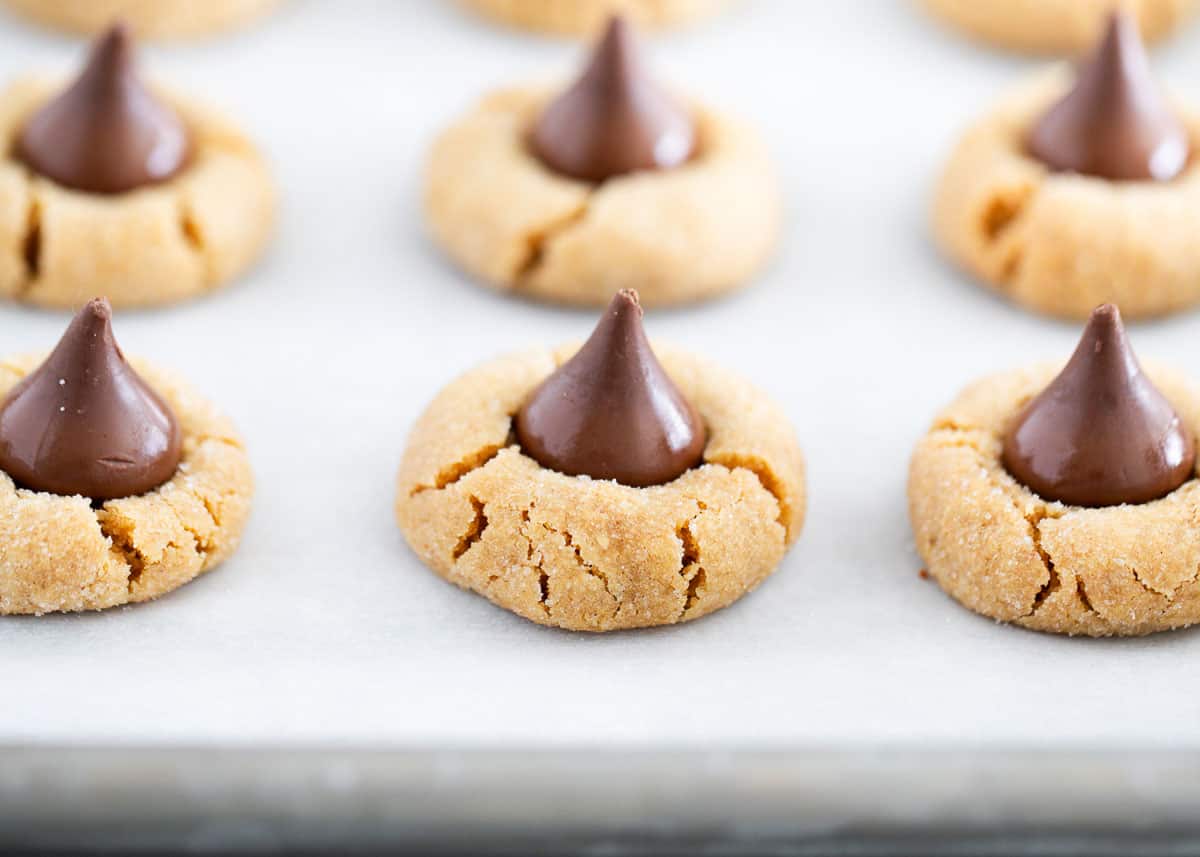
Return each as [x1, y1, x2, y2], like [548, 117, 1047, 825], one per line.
[909, 305, 1200, 637]
[425, 17, 779, 308]
[396, 291, 805, 632]
[0, 299, 253, 615]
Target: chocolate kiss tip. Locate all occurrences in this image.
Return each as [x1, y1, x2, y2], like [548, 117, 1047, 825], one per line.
[15, 22, 191, 195]
[85, 296, 113, 319]
[1002, 302, 1195, 507]
[528, 13, 695, 183]
[0, 298, 182, 501]
[615, 288, 642, 312]
[98, 19, 132, 48]
[514, 290, 706, 487]
[1027, 9, 1189, 182]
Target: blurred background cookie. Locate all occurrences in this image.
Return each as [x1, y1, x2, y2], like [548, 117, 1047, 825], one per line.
[932, 12, 1200, 319]
[0, 0, 281, 39]
[922, 0, 1197, 54]
[457, 0, 730, 35]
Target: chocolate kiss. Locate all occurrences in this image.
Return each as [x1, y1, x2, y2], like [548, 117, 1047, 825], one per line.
[515, 289, 707, 487]
[0, 298, 182, 500]
[1027, 12, 1189, 181]
[1002, 304, 1195, 507]
[529, 15, 696, 183]
[16, 22, 191, 195]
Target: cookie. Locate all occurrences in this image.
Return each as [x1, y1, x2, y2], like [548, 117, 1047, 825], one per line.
[922, 0, 1196, 54]
[395, 291, 805, 632]
[932, 15, 1200, 320]
[909, 306, 1200, 637]
[424, 18, 779, 308]
[457, 0, 729, 35]
[0, 300, 253, 616]
[0, 26, 274, 309]
[0, 0, 281, 39]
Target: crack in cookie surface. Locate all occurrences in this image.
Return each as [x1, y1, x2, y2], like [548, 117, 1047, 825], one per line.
[20, 193, 40, 286]
[452, 495, 489, 561]
[705, 452, 790, 536]
[513, 200, 590, 283]
[411, 442, 509, 496]
[676, 513, 706, 618]
[1021, 507, 1064, 618]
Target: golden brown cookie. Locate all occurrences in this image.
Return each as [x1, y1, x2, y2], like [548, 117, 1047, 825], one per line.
[909, 362, 1200, 637]
[932, 71, 1200, 320]
[0, 353, 253, 616]
[0, 0, 281, 39]
[458, 0, 729, 35]
[395, 344, 805, 632]
[922, 0, 1197, 54]
[0, 78, 275, 310]
[425, 86, 779, 308]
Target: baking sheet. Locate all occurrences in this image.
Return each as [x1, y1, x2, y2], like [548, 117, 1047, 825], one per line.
[0, 0, 1198, 750]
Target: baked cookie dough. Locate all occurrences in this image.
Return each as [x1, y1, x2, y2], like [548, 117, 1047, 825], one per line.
[457, 0, 729, 35]
[932, 71, 1200, 320]
[909, 363, 1200, 637]
[0, 353, 253, 616]
[425, 86, 779, 307]
[395, 344, 805, 632]
[0, 77, 275, 309]
[922, 0, 1197, 54]
[0, 0, 281, 39]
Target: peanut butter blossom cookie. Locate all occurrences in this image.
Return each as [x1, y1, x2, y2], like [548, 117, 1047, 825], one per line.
[933, 12, 1200, 320]
[922, 0, 1196, 54]
[457, 0, 730, 35]
[425, 16, 780, 307]
[0, 24, 274, 309]
[1, 0, 281, 39]
[396, 290, 805, 632]
[909, 304, 1200, 637]
[0, 298, 253, 615]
